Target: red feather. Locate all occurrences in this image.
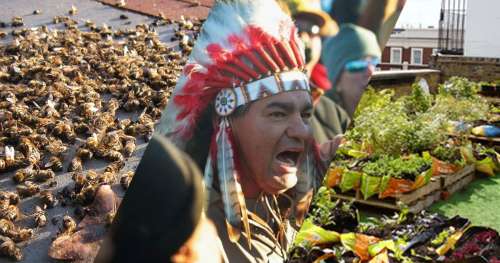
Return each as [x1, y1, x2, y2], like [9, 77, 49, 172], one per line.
[173, 24, 304, 140]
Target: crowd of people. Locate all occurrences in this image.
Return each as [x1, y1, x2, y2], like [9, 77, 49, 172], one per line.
[96, 0, 405, 262]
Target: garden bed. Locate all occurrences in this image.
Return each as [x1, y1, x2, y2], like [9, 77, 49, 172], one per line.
[332, 165, 476, 213]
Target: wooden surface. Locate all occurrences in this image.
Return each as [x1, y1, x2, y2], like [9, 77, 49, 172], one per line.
[96, 0, 214, 20]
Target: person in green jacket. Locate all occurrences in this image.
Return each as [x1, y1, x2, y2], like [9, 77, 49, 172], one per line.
[280, 0, 352, 145]
[321, 0, 406, 117]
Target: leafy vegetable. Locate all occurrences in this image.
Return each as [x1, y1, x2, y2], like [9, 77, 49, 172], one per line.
[438, 76, 479, 99]
[403, 82, 432, 114]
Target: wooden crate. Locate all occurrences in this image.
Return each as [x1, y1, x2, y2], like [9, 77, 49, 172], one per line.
[439, 165, 475, 188]
[331, 165, 476, 213]
[332, 177, 442, 212]
[443, 170, 476, 196]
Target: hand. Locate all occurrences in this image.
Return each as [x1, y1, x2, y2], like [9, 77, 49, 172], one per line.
[171, 216, 225, 263]
[319, 134, 344, 163]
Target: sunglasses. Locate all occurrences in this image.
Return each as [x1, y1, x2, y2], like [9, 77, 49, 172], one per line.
[344, 58, 380, 73]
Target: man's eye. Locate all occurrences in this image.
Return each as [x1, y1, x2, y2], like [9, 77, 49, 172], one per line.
[270, 112, 286, 118]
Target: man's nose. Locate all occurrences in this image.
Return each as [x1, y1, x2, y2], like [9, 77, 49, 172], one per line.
[286, 114, 311, 142]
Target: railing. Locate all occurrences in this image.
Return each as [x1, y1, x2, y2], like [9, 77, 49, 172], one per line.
[438, 0, 467, 55]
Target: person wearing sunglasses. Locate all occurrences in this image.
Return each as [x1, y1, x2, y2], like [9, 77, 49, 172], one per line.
[322, 23, 381, 118]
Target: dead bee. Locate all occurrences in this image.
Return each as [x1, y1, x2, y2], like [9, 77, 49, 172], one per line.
[44, 156, 63, 172]
[106, 98, 120, 115]
[72, 172, 88, 191]
[104, 150, 123, 162]
[74, 122, 91, 135]
[120, 171, 134, 190]
[117, 118, 131, 130]
[124, 122, 140, 136]
[80, 102, 98, 118]
[123, 98, 140, 111]
[34, 169, 55, 182]
[40, 190, 57, 209]
[48, 180, 57, 188]
[86, 170, 99, 182]
[0, 219, 14, 235]
[76, 147, 93, 160]
[93, 112, 115, 133]
[69, 5, 78, 15]
[62, 215, 76, 234]
[68, 156, 83, 172]
[52, 121, 76, 142]
[105, 161, 125, 174]
[16, 181, 40, 198]
[0, 205, 19, 221]
[123, 138, 136, 157]
[11, 16, 23, 27]
[84, 19, 95, 28]
[85, 133, 100, 150]
[13, 166, 36, 184]
[33, 9, 42, 15]
[33, 206, 47, 227]
[102, 131, 123, 151]
[0, 236, 23, 261]
[75, 184, 97, 205]
[0, 199, 7, 211]
[11, 228, 33, 242]
[99, 171, 116, 184]
[0, 31, 6, 39]
[0, 146, 19, 172]
[0, 192, 19, 206]
[45, 139, 68, 156]
[25, 146, 41, 166]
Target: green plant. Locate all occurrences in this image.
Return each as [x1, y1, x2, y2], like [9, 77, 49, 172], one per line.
[354, 87, 394, 118]
[438, 77, 479, 99]
[431, 144, 462, 164]
[361, 155, 431, 180]
[403, 82, 432, 114]
[429, 95, 489, 123]
[310, 186, 337, 227]
[362, 155, 393, 177]
[348, 100, 414, 156]
[389, 155, 431, 180]
[406, 113, 447, 153]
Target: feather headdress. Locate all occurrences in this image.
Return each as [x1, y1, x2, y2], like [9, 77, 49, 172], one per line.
[155, 0, 313, 247]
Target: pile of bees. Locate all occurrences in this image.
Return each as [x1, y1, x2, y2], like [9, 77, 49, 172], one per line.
[0, 12, 201, 261]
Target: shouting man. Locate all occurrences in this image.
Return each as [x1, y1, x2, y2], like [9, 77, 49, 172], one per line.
[156, 0, 340, 261]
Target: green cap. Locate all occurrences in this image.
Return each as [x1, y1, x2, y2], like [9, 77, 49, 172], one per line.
[322, 23, 381, 88]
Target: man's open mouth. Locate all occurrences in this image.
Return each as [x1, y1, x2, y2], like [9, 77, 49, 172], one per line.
[276, 150, 302, 167]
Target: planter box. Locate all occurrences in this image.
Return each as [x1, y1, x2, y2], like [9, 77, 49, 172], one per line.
[332, 177, 441, 213]
[331, 165, 476, 213]
[439, 165, 475, 188]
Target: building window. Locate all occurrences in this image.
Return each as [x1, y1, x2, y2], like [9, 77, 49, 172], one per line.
[390, 47, 402, 64]
[411, 48, 423, 65]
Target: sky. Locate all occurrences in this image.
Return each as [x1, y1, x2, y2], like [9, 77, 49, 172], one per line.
[396, 0, 442, 28]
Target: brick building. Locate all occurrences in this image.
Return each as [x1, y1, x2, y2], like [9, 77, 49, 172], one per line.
[379, 28, 439, 71]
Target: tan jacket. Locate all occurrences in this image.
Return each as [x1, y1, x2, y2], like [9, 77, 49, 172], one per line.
[206, 188, 300, 263]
